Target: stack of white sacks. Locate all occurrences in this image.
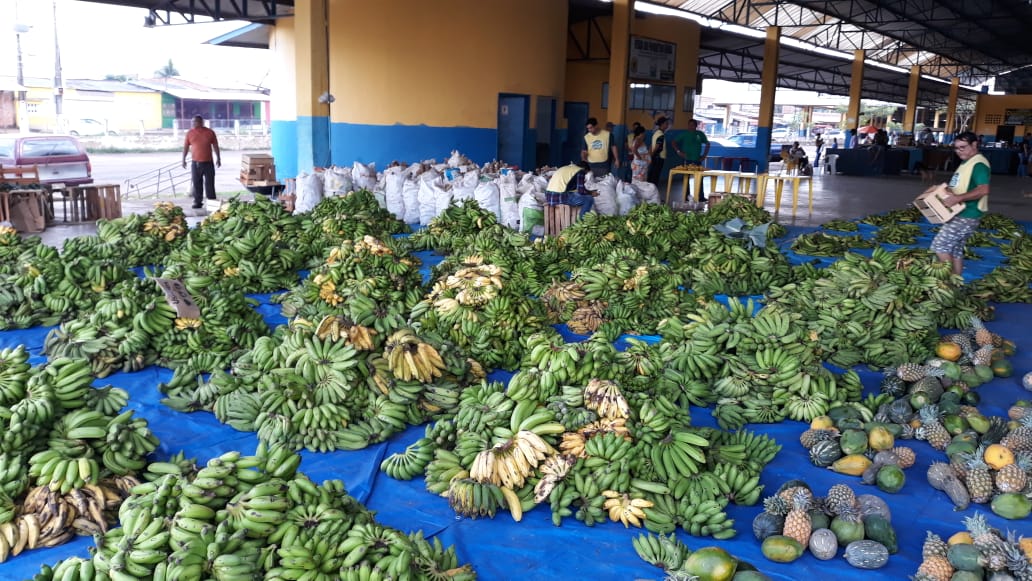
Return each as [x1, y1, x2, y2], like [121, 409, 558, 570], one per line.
[293, 151, 662, 236]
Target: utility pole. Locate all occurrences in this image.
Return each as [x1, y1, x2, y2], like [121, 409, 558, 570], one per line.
[53, 0, 63, 121]
[13, 0, 30, 131]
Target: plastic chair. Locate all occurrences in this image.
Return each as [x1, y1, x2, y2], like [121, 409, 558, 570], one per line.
[824, 154, 839, 176]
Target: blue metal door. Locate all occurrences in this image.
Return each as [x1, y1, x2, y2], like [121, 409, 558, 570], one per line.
[497, 94, 528, 168]
[564, 101, 589, 165]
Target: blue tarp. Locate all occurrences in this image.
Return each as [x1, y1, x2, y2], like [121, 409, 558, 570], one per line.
[4, 222, 1032, 579]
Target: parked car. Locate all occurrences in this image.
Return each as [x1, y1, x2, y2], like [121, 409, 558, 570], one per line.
[0, 134, 93, 186]
[709, 137, 741, 148]
[66, 118, 117, 137]
[821, 130, 846, 145]
[727, 133, 783, 162]
[771, 128, 792, 141]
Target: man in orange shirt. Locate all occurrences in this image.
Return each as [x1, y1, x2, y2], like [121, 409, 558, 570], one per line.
[182, 115, 221, 209]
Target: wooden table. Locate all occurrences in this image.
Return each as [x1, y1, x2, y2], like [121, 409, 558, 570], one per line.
[765, 173, 814, 214]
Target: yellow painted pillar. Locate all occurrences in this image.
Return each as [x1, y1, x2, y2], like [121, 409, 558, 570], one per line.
[294, 0, 330, 171]
[946, 78, 960, 135]
[609, 0, 632, 158]
[903, 66, 921, 132]
[934, 109, 941, 129]
[757, 26, 780, 169]
[846, 50, 865, 147]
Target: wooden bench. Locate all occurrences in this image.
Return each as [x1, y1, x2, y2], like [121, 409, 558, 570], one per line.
[0, 165, 40, 185]
[544, 204, 579, 237]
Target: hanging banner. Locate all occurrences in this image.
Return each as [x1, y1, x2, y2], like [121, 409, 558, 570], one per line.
[629, 36, 676, 83]
[1004, 109, 1032, 125]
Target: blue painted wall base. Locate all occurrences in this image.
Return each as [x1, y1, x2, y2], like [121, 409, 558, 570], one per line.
[330, 123, 496, 171]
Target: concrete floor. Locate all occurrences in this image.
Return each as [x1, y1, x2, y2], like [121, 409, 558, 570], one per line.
[24, 170, 1032, 248]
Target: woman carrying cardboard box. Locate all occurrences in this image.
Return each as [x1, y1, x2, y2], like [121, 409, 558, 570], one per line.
[929, 131, 990, 276]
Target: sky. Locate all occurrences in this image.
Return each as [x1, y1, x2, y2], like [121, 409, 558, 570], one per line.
[0, 0, 270, 87]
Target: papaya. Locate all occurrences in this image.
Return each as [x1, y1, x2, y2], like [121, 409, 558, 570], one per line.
[991, 358, 1013, 378]
[974, 364, 994, 383]
[945, 440, 976, 457]
[830, 454, 872, 476]
[990, 493, 1032, 520]
[862, 514, 898, 554]
[732, 572, 771, 581]
[942, 414, 969, 436]
[867, 426, 894, 451]
[827, 405, 861, 424]
[984, 443, 1014, 470]
[864, 421, 902, 438]
[936, 341, 962, 361]
[760, 535, 803, 563]
[966, 413, 990, 434]
[683, 546, 738, 581]
[950, 571, 984, 581]
[875, 464, 905, 494]
[1000, 339, 1017, 356]
[947, 543, 984, 572]
[961, 390, 981, 406]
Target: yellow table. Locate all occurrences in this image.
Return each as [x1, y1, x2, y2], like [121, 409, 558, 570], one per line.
[735, 173, 768, 206]
[665, 168, 705, 204]
[700, 170, 739, 194]
[765, 173, 814, 214]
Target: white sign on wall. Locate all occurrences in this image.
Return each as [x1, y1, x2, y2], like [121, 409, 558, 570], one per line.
[629, 36, 676, 83]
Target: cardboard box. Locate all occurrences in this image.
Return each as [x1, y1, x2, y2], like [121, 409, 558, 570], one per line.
[914, 184, 963, 224]
[241, 153, 276, 183]
[8, 192, 45, 233]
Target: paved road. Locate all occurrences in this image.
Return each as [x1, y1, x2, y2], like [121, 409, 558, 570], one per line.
[90, 151, 258, 198]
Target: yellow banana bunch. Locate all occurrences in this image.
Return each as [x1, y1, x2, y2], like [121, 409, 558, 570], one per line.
[173, 317, 202, 331]
[584, 379, 630, 420]
[602, 490, 653, 528]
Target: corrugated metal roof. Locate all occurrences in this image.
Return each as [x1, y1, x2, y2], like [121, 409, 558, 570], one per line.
[128, 79, 269, 101]
[65, 79, 156, 93]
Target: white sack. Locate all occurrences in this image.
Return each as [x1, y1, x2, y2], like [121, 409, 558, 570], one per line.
[295, 171, 325, 214]
[517, 190, 544, 235]
[417, 170, 444, 225]
[616, 181, 639, 216]
[384, 167, 407, 220]
[324, 166, 353, 195]
[352, 161, 377, 191]
[450, 170, 478, 203]
[497, 173, 520, 229]
[474, 179, 501, 219]
[592, 174, 619, 216]
[433, 182, 453, 218]
[632, 180, 661, 204]
[402, 178, 421, 224]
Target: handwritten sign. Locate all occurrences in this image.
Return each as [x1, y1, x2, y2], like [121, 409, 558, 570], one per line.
[153, 278, 201, 319]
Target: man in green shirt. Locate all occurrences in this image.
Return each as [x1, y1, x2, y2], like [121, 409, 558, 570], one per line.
[929, 131, 990, 276]
[670, 119, 711, 201]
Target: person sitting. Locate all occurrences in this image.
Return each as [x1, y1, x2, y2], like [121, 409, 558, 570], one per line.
[545, 161, 597, 218]
[788, 142, 809, 174]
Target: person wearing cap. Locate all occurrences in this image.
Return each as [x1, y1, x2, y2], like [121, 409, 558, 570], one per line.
[582, 118, 620, 178]
[646, 117, 670, 185]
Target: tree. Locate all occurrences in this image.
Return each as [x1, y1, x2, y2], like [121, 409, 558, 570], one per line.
[155, 59, 179, 79]
[104, 74, 131, 81]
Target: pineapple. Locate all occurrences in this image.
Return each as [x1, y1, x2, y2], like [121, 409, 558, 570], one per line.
[782, 488, 812, 547]
[1003, 535, 1032, 581]
[971, 344, 994, 367]
[979, 416, 1010, 447]
[762, 494, 789, 516]
[916, 555, 954, 581]
[964, 512, 1008, 572]
[896, 362, 927, 382]
[994, 460, 1028, 494]
[970, 316, 994, 347]
[964, 446, 994, 504]
[1001, 415, 1032, 452]
[799, 428, 838, 449]
[949, 453, 969, 482]
[922, 531, 949, 559]
[1008, 404, 1032, 422]
[892, 446, 916, 469]
[917, 405, 951, 451]
[824, 483, 856, 516]
[943, 332, 973, 353]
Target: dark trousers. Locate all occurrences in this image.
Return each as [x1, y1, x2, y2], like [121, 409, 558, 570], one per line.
[192, 161, 216, 204]
[647, 158, 664, 185]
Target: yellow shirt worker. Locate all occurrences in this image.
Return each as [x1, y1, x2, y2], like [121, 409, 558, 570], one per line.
[581, 117, 620, 177]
